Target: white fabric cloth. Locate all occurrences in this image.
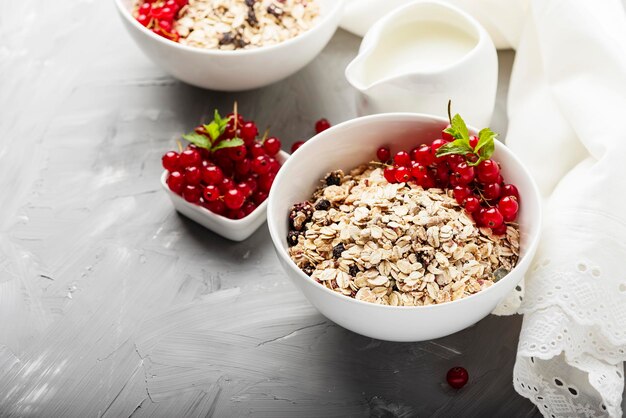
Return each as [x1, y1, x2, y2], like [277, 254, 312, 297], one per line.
[342, 1, 626, 416]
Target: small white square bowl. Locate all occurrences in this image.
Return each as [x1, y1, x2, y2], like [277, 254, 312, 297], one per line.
[161, 150, 289, 241]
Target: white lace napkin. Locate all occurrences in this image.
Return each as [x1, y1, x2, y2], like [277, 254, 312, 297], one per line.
[343, 0, 626, 416]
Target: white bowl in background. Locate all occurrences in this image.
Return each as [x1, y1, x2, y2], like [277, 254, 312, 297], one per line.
[115, 0, 344, 91]
[267, 113, 541, 342]
[162, 150, 289, 241]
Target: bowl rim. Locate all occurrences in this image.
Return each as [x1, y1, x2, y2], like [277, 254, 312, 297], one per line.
[161, 149, 290, 227]
[114, 0, 345, 57]
[267, 112, 542, 311]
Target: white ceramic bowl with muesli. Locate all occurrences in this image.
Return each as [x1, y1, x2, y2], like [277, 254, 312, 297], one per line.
[267, 113, 541, 342]
[115, 0, 344, 91]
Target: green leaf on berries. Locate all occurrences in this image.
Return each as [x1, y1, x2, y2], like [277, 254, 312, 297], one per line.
[211, 137, 244, 152]
[475, 127, 497, 159]
[435, 138, 473, 158]
[443, 114, 470, 141]
[182, 132, 211, 149]
[203, 110, 230, 143]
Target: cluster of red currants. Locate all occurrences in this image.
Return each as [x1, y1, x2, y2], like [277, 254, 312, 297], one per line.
[135, 0, 188, 41]
[289, 118, 331, 153]
[376, 126, 520, 235]
[162, 112, 282, 220]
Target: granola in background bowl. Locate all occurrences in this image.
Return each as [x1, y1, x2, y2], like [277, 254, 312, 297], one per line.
[287, 164, 520, 307]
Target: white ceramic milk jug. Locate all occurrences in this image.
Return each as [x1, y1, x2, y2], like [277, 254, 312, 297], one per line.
[345, 0, 498, 128]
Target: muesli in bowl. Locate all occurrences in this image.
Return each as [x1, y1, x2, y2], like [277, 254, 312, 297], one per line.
[287, 109, 521, 306]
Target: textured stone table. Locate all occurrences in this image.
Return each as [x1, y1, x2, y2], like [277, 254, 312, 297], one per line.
[0, 1, 542, 417]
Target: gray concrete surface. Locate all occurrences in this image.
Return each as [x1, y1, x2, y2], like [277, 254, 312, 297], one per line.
[0, 1, 542, 416]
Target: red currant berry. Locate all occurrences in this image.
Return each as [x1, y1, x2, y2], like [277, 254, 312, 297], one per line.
[383, 167, 397, 183]
[234, 159, 251, 177]
[218, 177, 235, 194]
[187, 143, 209, 159]
[464, 196, 481, 213]
[422, 172, 437, 189]
[253, 190, 268, 205]
[482, 207, 504, 228]
[137, 13, 151, 26]
[245, 177, 258, 193]
[184, 166, 201, 186]
[452, 162, 475, 185]
[291, 141, 305, 153]
[491, 223, 507, 236]
[446, 367, 469, 389]
[502, 184, 520, 201]
[179, 149, 201, 168]
[263, 137, 281, 156]
[442, 126, 455, 142]
[446, 154, 464, 171]
[236, 182, 252, 197]
[482, 182, 501, 201]
[158, 19, 172, 33]
[394, 166, 411, 183]
[476, 159, 500, 184]
[414, 145, 435, 166]
[162, 151, 180, 171]
[207, 200, 226, 215]
[165, 0, 179, 10]
[267, 157, 280, 174]
[469, 135, 478, 149]
[258, 172, 275, 192]
[453, 185, 471, 204]
[410, 162, 428, 180]
[202, 185, 219, 202]
[167, 171, 185, 194]
[431, 138, 448, 157]
[434, 164, 450, 187]
[227, 112, 245, 127]
[175, 0, 188, 6]
[394, 151, 411, 167]
[315, 118, 331, 133]
[228, 145, 247, 161]
[224, 189, 245, 210]
[498, 196, 519, 221]
[249, 142, 266, 158]
[242, 201, 257, 216]
[240, 122, 258, 145]
[139, 2, 152, 12]
[227, 209, 246, 220]
[251, 155, 270, 174]
[201, 165, 223, 185]
[182, 184, 201, 203]
[377, 146, 391, 162]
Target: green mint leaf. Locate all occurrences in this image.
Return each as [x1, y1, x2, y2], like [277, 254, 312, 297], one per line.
[475, 127, 496, 160]
[435, 138, 473, 158]
[182, 132, 210, 149]
[211, 137, 244, 152]
[202, 110, 231, 143]
[213, 109, 229, 133]
[443, 114, 470, 141]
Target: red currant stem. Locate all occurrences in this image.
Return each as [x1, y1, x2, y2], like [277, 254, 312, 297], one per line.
[260, 128, 269, 144]
[147, 17, 155, 29]
[369, 160, 394, 168]
[176, 139, 183, 153]
[474, 188, 493, 207]
[233, 101, 239, 130]
[447, 99, 452, 125]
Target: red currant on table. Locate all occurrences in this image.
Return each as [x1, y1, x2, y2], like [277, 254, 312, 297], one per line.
[315, 118, 331, 133]
[498, 196, 519, 221]
[394, 151, 411, 167]
[224, 189, 245, 210]
[202, 185, 219, 202]
[162, 151, 180, 171]
[476, 159, 500, 183]
[376, 146, 391, 162]
[446, 367, 469, 389]
[263, 137, 281, 156]
[167, 171, 185, 194]
[291, 141, 305, 153]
